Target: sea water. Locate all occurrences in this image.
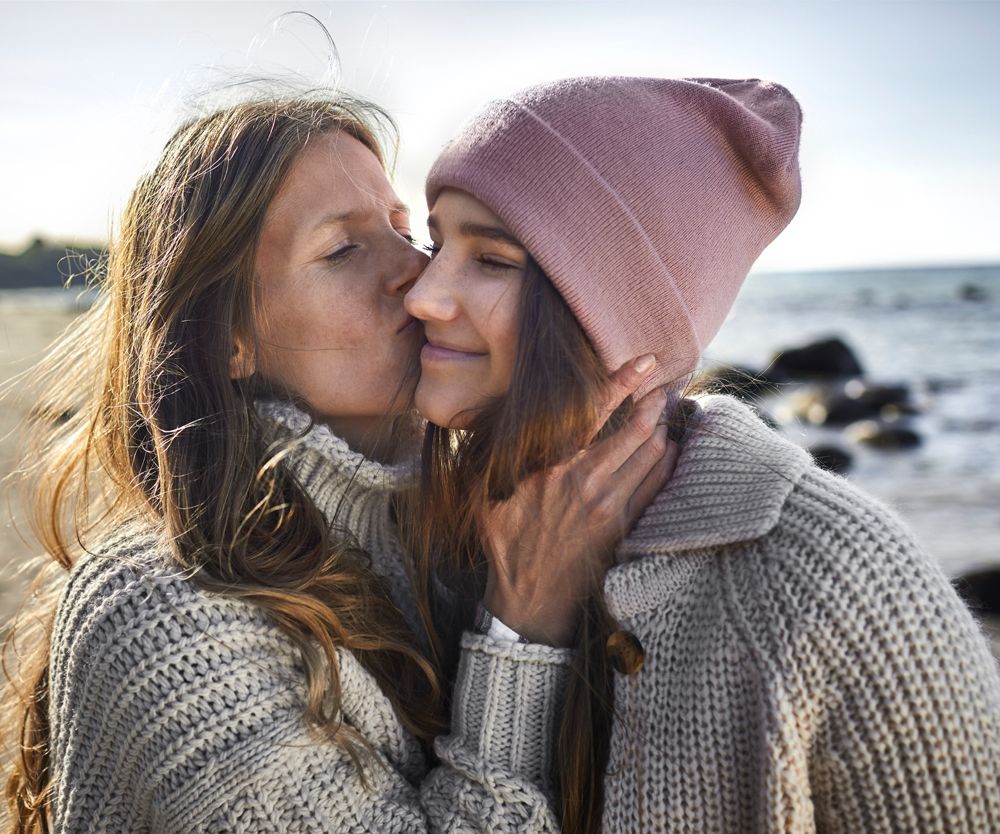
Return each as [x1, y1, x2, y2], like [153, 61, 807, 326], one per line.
[705, 264, 1000, 576]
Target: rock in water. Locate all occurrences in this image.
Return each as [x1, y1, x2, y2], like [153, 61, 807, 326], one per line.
[957, 282, 989, 302]
[954, 569, 1000, 616]
[809, 445, 853, 475]
[821, 381, 916, 426]
[846, 420, 921, 449]
[703, 366, 777, 401]
[770, 337, 864, 380]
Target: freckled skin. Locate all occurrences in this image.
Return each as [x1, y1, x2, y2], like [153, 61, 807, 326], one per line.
[248, 132, 428, 450]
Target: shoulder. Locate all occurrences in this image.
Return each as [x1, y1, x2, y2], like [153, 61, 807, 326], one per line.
[621, 394, 993, 667]
[724, 463, 1000, 706]
[52, 523, 286, 677]
[49, 527, 304, 781]
[623, 393, 812, 555]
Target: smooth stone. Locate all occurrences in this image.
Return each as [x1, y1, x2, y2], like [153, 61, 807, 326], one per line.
[770, 337, 864, 380]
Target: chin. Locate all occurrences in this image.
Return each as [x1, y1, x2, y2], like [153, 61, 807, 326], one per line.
[414, 385, 469, 430]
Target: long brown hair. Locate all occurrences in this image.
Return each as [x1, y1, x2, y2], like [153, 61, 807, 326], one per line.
[408, 256, 632, 833]
[2, 92, 444, 833]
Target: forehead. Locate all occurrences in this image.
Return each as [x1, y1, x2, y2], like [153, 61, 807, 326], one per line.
[429, 188, 525, 245]
[270, 130, 402, 221]
[430, 188, 504, 226]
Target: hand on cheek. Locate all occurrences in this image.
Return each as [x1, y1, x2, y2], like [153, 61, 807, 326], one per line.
[479, 357, 680, 646]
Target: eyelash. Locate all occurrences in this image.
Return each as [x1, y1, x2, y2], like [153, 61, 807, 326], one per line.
[327, 227, 414, 263]
[422, 244, 519, 274]
[324, 244, 358, 264]
[477, 258, 519, 274]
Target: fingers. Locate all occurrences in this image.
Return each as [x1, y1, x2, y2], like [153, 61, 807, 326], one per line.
[597, 411, 669, 512]
[586, 385, 668, 479]
[588, 354, 657, 443]
[620, 436, 680, 534]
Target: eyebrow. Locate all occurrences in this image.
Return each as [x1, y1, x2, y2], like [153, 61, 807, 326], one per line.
[312, 201, 410, 231]
[427, 216, 525, 249]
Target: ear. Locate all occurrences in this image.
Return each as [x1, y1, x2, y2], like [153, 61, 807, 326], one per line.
[229, 333, 256, 380]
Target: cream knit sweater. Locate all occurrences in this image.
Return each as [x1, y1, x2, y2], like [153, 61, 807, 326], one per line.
[48, 403, 571, 833]
[596, 394, 1000, 833]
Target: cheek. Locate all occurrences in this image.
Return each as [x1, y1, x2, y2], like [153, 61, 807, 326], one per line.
[264, 281, 376, 352]
[485, 294, 521, 392]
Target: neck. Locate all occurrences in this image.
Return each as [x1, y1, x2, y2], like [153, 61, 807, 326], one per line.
[322, 414, 408, 464]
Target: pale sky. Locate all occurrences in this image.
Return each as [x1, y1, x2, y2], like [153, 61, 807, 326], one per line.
[1, 0, 998, 271]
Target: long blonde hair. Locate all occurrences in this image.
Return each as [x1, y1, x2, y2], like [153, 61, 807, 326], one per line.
[2, 92, 444, 833]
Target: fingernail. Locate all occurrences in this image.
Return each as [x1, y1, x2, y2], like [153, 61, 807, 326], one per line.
[634, 354, 655, 374]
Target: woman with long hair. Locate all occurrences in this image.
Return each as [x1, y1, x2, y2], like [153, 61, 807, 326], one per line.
[0, 88, 674, 833]
[404, 76, 1000, 833]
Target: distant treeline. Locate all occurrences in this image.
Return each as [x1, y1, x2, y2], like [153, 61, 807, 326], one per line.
[0, 238, 106, 290]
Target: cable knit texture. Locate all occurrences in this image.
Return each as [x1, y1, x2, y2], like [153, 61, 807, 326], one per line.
[48, 402, 572, 833]
[601, 394, 1000, 833]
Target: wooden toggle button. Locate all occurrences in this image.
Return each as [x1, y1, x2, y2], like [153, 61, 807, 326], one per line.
[606, 630, 645, 675]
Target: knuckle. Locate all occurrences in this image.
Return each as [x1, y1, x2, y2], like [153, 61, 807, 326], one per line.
[580, 467, 602, 499]
[594, 492, 618, 522]
[632, 408, 658, 437]
[647, 434, 668, 460]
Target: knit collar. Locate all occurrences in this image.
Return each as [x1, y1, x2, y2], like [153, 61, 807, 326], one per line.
[606, 394, 813, 620]
[255, 400, 414, 556]
[617, 394, 812, 560]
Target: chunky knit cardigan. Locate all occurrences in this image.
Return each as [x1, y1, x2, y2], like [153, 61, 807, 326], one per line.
[589, 394, 1000, 833]
[48, 403, 570, 833]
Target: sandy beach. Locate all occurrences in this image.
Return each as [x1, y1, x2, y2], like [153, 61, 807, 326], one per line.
[0, 302, 80, 633]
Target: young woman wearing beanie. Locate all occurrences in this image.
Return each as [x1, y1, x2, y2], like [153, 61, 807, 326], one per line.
[1, 89, 673, 833]
[404, 76, 1000, 833]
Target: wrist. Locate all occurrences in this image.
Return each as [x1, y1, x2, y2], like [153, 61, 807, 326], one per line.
[474, 602, 530, 644]
[482, 588, 579, 647]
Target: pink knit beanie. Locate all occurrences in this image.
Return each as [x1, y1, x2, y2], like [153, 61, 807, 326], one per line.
[426, 76, 803, 394]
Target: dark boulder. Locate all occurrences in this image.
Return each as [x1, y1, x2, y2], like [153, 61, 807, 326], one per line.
[808, 444, 853, 475]
[847, 420, 921, 450]
[954, 568, 1000, 616]
[770, 337, 864, 381]
[820, 382, 916, 426]
[703, 366, 778, 401]
[957, 283, 989, 302]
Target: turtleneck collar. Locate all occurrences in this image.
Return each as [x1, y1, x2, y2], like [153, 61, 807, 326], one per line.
[254, 400, 415, 558]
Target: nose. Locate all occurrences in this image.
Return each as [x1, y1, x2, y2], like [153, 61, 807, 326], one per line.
[385, 237, 429, 298]
[404, 257, 460, 323]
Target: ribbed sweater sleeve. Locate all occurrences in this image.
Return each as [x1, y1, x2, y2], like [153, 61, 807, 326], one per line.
[425, 633, 571, 830]
[49, 531, 571, 834]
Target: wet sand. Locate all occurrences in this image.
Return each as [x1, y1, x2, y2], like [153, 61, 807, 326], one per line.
[0, 305, 80, 633]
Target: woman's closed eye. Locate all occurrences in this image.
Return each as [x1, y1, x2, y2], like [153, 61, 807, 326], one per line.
[476, 255, 523, 274]
[323, 242, 360, 265]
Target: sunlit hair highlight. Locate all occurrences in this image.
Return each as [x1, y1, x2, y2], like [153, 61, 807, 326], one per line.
[2, 92, 443, 834]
